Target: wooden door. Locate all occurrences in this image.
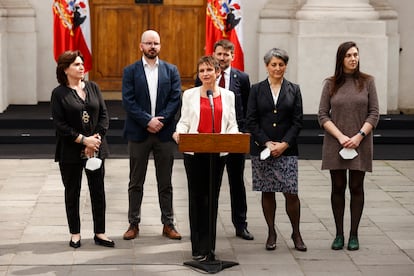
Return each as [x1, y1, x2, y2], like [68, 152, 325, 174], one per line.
[89, 0, 206, 99]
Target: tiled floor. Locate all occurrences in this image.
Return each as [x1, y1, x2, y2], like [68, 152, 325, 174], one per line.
[0, 158, 413, 275]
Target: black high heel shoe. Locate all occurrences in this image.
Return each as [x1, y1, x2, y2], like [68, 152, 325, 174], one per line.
[291, 233, 307, 252]
[265, 233, 277, 250]
[94, 235, 115, 247]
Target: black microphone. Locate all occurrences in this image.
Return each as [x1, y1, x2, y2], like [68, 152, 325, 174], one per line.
[206, 89, 214, 109]
[206, 89, 215, 133]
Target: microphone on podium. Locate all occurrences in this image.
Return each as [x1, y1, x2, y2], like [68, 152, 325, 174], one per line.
[206, 90, 214, 109]
[206, 89, 215, 133]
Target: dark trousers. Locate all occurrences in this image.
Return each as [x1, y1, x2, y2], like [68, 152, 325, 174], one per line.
[59, 160, 106, 234]
[225, 153, 248, 230]
[183, 153, 226, 256]
[127, 135, 175, 226]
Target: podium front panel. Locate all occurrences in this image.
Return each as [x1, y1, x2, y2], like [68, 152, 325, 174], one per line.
[178, 133, 250, 154]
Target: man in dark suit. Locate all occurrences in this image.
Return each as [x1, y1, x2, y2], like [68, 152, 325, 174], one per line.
[196, 39, 253, 240]
[122, 30, 182, 240]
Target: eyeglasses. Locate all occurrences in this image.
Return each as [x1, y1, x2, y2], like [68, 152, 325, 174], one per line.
[142, 42, 160, 47]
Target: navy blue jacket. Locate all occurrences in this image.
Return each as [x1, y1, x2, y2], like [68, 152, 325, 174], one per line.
[122, 59, 181, 142]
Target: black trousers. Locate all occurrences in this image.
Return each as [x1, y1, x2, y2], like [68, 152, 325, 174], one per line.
[225, 153, 248, 230]
[127, 136, 175, 226]
[59, 160, 106, 234]
[183, 153, 226, 256]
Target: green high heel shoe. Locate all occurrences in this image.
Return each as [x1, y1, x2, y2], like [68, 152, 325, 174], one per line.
[347, 235, 359, 251]
[331, 235, 344, 250]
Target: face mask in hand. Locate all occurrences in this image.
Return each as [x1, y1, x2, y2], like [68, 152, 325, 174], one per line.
[339, 148, 358, 160]
[85, 152, 102, 171]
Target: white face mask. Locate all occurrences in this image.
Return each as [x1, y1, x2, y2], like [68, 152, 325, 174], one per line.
[85, 153, 102, 171]
[339, 148, 358, 160]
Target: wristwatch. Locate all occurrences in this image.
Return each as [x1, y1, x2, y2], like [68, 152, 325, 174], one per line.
[358, 130, 366, 137]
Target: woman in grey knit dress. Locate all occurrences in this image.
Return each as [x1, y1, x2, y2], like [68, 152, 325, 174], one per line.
[318, 41, 379, 251]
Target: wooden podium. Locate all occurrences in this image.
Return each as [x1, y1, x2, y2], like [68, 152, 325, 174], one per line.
[179, 133, 250, 274]
[178, 133, 250, 154]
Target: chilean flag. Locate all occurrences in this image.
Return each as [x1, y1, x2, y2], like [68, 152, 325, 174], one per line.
[53, 0, 92, 72]
[205, 0, 244, 71]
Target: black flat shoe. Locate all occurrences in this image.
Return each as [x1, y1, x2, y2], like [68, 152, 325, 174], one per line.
[192, 255, 206, 261]
[94, 235, 115, 247]
[236, 228, 254, 240]
[69, 239, 81, 248]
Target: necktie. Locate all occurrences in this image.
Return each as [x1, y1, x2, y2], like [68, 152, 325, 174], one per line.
[219, 71, 225, 88]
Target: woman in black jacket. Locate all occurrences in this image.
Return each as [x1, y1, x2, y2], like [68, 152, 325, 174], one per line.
[51, 50, 114, 248]
[246, 48, 306, 252]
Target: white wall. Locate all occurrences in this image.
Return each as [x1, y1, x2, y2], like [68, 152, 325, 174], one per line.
[7, 8, 37, 104]
[1, 1, 38, 107]
[29, 0, 56, 103]
[0, 8, 7, 112]
[242, 0, 268, 84]
[388, 0, 414, 113]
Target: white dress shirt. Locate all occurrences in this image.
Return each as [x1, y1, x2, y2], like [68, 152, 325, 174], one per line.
[143, 57, 159, 116]
[217, 67, 231, 89]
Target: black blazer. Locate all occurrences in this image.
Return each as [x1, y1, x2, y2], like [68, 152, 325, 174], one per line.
[122, 59, 181, 142]
[195, 67, 250, 131]
[246, 78, 303, 156]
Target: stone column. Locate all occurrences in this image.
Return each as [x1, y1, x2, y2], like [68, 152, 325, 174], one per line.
[370, 0, 399, 113]
[370, 0, 398, 19]
[291, 0, 395, 114]
[0, 0, 37, 112]
[296, 0, 379, 20]
[257, 0, 301, 81]
[0, 8, 7, 112]
[260, 0, 299, 19]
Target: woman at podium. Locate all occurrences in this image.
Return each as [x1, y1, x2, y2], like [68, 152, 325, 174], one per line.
[173, 56, 238, 260]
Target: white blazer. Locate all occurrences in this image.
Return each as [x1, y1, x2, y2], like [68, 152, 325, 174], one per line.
[176, 86, 239, 154]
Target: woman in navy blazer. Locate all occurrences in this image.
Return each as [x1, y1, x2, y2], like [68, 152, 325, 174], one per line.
[246, 48, 307, 252]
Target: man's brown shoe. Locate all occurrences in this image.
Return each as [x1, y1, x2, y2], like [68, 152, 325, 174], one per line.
[123, 224, 139, 240]
[162, 224, 182, 240]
